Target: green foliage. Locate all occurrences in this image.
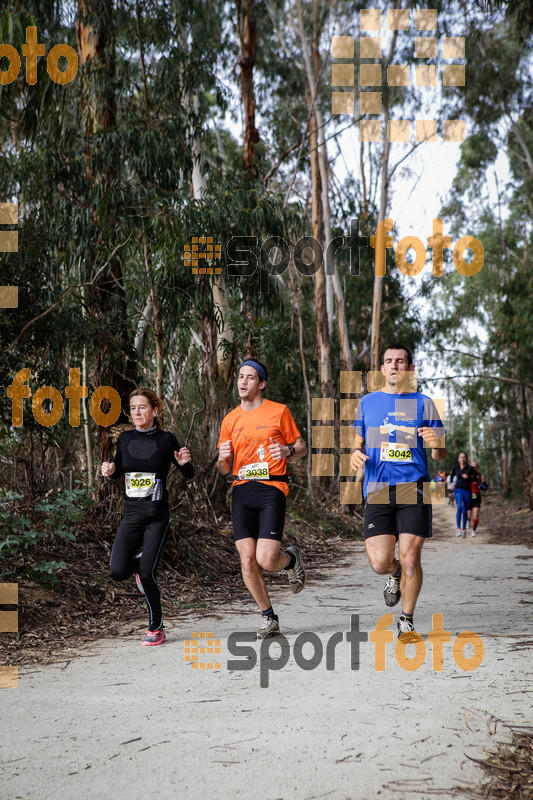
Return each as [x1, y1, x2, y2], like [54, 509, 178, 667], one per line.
[0, 487, 91, 579]
[31, 560, 69, 586]
[34, 487, 91, 539]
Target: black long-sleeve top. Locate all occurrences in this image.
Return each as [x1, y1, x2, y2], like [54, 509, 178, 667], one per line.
[451, 463, 476, 491]
[112, 427, 194, 497]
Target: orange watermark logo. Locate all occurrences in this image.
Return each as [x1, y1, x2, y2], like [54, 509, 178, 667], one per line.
[369, 613, 483, 673]
[184, 237, 222, 275]
[0, 202, 18, 308]
[7, 369, 121, 427]
[0, 583, 18, 689]
[332, 9, 466, 144]
[0, 27, 78, 86]
[184, 632, 222, 669]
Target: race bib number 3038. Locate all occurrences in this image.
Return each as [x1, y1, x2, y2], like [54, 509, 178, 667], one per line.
[380, 445, 413, 464]
[238, 462, 270, 480]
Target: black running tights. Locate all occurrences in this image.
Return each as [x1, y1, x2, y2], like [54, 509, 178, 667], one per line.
[110, 499, 170, 631]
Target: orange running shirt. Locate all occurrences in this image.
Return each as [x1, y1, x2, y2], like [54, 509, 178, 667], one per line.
[218, 398, 301, 497]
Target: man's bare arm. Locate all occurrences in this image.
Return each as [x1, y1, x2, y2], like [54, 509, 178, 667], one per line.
[418, 427, 447, 462]
[217, 439, 232, 475]
[350, 432, 368, 471]
[269, 435, 307, 461]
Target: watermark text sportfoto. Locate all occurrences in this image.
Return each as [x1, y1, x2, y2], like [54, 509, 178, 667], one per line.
[221, 218, 483, 279]
[225, 613, 483, 688]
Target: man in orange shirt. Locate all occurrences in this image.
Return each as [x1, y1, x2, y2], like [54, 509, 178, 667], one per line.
[217, 359, 307, 639]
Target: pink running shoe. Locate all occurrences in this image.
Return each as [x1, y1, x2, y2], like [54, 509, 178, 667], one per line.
[142, 629, 166, 646]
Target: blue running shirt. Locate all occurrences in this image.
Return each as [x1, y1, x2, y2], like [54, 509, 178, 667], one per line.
[353, 391, 445, 499]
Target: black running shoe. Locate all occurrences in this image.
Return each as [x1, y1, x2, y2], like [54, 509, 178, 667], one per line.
[383, 566, 401, 607]
[285, 545, 307, 594]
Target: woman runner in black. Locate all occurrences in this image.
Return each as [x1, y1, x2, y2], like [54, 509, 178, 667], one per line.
[101, 388, 194, 645]
[452, 452, 475, 539]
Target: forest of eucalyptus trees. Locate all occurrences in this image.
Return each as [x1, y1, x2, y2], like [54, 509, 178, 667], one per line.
[1, 0, 532, 518]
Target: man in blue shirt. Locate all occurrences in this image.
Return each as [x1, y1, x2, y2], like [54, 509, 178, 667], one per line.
[351, 345, 447, 637]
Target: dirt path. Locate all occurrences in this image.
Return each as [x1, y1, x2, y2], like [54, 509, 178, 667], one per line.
[2, 503, 532, 800]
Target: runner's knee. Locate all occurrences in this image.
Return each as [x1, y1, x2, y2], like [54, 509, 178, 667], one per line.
[367, 555, 392, 574]
[256, 552, 281, 572]
[399, 552, 421, 576]
[110, 566, 130, 582]
[239, 552, 259, 575]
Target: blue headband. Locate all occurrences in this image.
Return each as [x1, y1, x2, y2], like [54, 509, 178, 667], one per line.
[240, 360, 268, 382]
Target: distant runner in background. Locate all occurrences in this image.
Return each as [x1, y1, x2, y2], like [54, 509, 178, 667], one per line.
[217, 359, 307, 640]
[446, 470, 455, 505]
[452, 452, 475, 538]
[468, 460, 487, 537]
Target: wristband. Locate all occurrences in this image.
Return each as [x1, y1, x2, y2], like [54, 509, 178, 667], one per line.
[287, 444, 295, 458]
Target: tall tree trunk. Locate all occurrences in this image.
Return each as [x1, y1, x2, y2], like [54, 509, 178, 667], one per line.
[308, 98, 332, 398]
[369, 26, 399, 372]
[179, 45, 234, 505]
[296, 0, 352, 370]
[134, 294, 153, 361]
[360, 141, 368, 222]
[308, 104, 331, 490]
[77, 0, 116, 137]
[500, 428, 511, 498]
[238, 0, 260, 171]
[290, 269, 313, 494]
[141, 228, 165, 402]
[237, 0, 260, 362]
[82, 349, 94, 488]
[77, 0, 137, 462]
[310, 32, 333, 336]
[517, 381, 533, 507]
[81, 285, 94, 488]
[188, 93, 233, 383]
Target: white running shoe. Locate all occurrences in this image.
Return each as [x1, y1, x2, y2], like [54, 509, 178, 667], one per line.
[456, 529, 462, 537]
[256, 615, 280, 640]
[471, 531, 476, 537]
[397, 615, 416, 638]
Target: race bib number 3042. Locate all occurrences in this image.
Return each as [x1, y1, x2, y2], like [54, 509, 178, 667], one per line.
[238, 462, 270, 480]
[380, 445, 413, 464]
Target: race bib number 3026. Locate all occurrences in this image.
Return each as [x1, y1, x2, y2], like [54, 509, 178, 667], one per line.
[238, 462, 270, 480]
[380, 445, 413, 463]
[125, 472, 156, 498]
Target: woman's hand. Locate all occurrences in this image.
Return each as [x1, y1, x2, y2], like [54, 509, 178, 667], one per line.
[175, 448, 192, 466]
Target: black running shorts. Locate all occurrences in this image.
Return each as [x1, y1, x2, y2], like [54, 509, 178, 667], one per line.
[364, 483, 432, 539]
[469, 495, 482, 509]
[232, 481, 286, 541]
